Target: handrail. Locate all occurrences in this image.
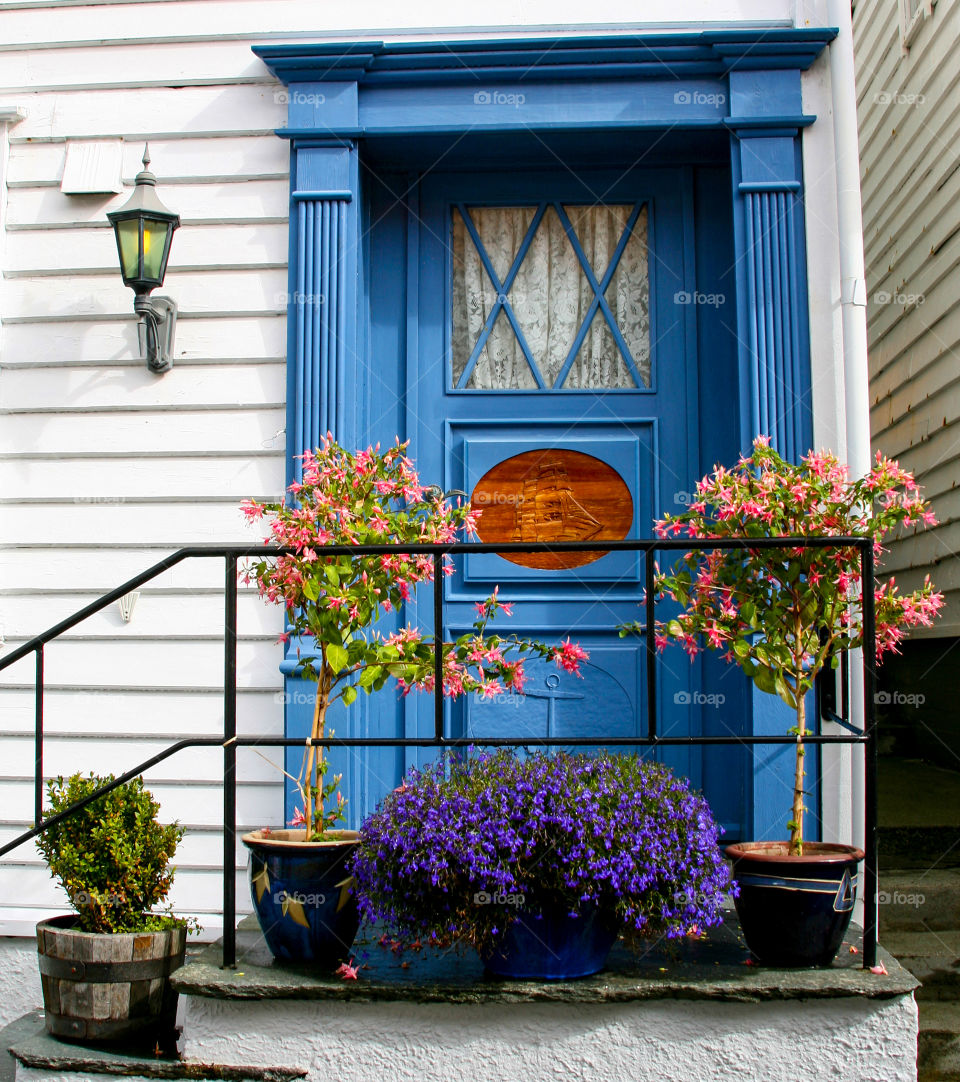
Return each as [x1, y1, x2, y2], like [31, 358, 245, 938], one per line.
[0, 536, 879, 969]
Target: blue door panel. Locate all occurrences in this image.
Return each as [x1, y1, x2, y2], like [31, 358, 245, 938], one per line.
[455, 423, 654, 588]
[409, 167, 701, 788]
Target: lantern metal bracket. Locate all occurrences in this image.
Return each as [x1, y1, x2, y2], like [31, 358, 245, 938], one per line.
[134, 294, 177, 373]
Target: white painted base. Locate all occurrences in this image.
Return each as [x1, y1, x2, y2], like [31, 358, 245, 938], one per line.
[184, 994, 919, 1082]
[0, 940, 42, 1031]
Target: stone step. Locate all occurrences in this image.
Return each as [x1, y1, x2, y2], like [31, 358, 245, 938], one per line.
[919, 1005, 960, 1082]
[883, 931, 960, 1000]
[878, 870, 960, 933]
[880, 828, 960, 872]
[2, 1011, 305, 1082]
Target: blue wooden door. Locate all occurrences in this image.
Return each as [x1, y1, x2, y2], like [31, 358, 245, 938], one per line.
[408, 168, 703, 788]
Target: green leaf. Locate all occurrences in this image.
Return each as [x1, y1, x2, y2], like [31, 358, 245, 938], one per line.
[753, 665, 776, 696]
[302, 578, 320, 602]
[774, 676, 797, 709]
[342, 685, 357, 706]
[326, 643, 348, 673]
[732, 639, 750, 659]
[359, 665, 382, 688]
[324, 565, 340, 586]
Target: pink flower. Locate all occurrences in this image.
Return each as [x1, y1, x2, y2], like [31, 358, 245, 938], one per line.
[289, 807, 306, 827]
[553, 638, 589, 675]
[336, 958, 359, 980]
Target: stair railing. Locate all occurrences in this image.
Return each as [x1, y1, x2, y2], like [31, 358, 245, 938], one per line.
[0, 538, 878, 967]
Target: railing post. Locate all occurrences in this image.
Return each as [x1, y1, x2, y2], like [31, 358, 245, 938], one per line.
[861, 540, 879, 969]
[645, 546, 657, 742]
[223, 554, 238, 969]
[34, 646, 43, 826]
[433, 553, 444, 743]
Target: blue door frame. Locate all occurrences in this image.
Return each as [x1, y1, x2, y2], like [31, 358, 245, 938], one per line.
[256, 30, 834, 842]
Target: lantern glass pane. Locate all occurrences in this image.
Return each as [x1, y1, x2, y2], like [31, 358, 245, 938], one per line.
[116, 219, 141, 281]
[142, 218, 170, 281]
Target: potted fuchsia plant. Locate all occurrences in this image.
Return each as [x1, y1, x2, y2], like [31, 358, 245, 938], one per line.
[241, 438, 587, 967]
[632, 437, 943, 966]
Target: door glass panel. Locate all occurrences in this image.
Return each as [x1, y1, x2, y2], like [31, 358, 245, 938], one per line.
[466, 308, 538, 390]
[566, 310, 637, 390]
[466, 205, 536, 283]
[604, 206, 650, 387]
[451, 202, 650, 390]
[512, 205, 589, 386]
[563, 203, 633, 279]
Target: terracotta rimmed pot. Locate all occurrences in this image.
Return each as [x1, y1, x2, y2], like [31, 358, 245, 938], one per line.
[36, 914, 185, 1043]
[725, 841, 865, 967]
[242, 828, 360, 968]
[479, 903, 619, 980]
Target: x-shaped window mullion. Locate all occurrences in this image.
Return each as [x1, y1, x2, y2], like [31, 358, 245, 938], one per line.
[551, 202, 645, 389]
[455, 204, 547, 390]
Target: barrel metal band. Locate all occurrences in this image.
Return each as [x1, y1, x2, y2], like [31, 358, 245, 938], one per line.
[38, 953, 182, 983]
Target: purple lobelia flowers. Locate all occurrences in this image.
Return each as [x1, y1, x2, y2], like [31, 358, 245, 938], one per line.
[351, 750, 734, 953]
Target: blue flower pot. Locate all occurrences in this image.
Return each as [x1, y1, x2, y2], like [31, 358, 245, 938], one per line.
[479, 904, 618, 980]
[726, 842, 865, 967]
[242, 829, 360, 968]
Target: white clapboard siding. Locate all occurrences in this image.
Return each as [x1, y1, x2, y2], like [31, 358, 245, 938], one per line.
[0, 0, 794, 47]
[3, 268, 288, 319]
[0, 454, 285, 500]
[0, 0, 386, 932]
[0, 407, 287, 454]
[0, 640, 281, 690]
[869, 301, 960, 405]
[0, 591, 277, 639]
[0, 362, 286, 410]
[7, 135, 288, 187]
[0, 504, 278, 545]
[5, 222, 289, 274]
[0, 548, 266, 590]
[6, 179, 288, 227]
[0, 688, 286, 738]
[0, 0, 525, 46]
[854, 0, 960, 627]
[3, 733, 281, 785]
[0, 41, 271, 92]
[1, 315, 286, 365]
[3, 84, 286, 141]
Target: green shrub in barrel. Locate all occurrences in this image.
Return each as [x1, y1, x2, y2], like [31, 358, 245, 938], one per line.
[35, 774, 191, 1043]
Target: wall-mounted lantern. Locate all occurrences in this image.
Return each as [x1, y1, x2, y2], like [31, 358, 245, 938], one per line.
[107, 145, 180, 373]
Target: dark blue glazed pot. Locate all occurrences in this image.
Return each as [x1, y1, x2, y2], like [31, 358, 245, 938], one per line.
[479, 903, 618, 980]
[242, 829, 360, 968]
[726, 841, 865, 967]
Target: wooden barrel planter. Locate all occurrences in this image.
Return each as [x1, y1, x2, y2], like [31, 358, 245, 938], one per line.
[37, 915, 186, 1042]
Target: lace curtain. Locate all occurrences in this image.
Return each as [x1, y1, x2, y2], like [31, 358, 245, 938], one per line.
[451, 204, 650, 390]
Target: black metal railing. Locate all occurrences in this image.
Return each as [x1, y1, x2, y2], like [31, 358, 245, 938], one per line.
[0, 537, 878, 968]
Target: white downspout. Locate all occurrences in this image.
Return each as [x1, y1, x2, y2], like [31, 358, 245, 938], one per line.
[825, 0, 870, 903]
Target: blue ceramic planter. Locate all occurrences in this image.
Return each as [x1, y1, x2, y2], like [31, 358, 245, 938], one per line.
[726, 841, 865, 967]
[479, 904, 618, 980]
[242, 829, 360, 968]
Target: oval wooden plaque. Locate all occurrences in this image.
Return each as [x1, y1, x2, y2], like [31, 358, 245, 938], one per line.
[471, 449, 634, 569]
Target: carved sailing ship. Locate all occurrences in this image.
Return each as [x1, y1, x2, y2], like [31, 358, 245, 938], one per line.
[513, 460, 604, 542]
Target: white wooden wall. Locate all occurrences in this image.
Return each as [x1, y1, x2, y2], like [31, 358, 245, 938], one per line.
[854, 0, 960, 634]
[0, 0, 804, 935]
